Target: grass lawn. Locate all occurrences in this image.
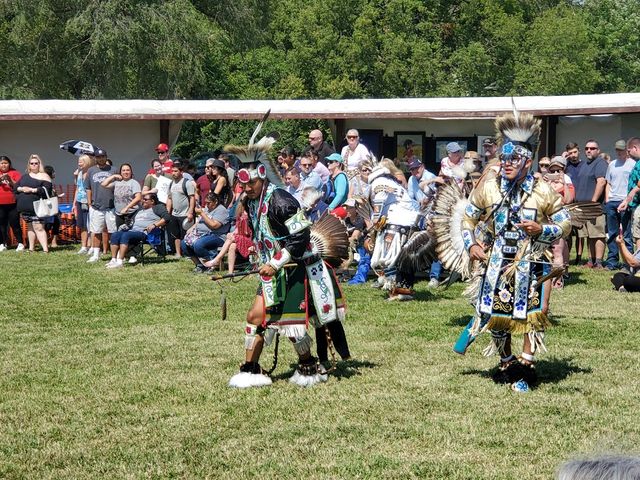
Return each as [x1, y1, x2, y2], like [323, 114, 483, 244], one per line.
[1, 247, 639, 479]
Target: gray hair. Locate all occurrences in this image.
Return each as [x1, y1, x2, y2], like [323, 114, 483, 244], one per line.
[557, 455, 640, 480]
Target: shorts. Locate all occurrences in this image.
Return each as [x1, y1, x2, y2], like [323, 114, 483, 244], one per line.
[632, 207, 640, 240]
[75, 202, 89, 230]
[577, 213, 605, 239]
[89, 207, 117, 234]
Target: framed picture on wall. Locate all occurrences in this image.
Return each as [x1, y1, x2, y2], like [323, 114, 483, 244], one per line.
[395, 132, 426, 164]
[435, 137, 474, 163]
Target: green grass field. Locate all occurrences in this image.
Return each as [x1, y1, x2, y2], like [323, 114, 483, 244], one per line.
[1, 247, 639, 479]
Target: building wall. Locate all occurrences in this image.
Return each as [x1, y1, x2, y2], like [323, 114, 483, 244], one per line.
[0, 119, 182, 188]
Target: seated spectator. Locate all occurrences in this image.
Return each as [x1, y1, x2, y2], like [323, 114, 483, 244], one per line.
[195, 158, 216, 206]
[300, 186, 329, 222]
[106, 193, 170, 268]
[298, 154, 323, 190]
[349, 160, 372, 200]
[181, 192, 230, 273]
[307, 148, 330, 184]
[203, 202, 253, 274]
[610, 234, 640, 292]
[285, 167, 304, 203]
[209, 158, 232, 208]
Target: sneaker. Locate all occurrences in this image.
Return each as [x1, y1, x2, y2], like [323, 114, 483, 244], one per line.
[193, 265, 206, 274]
[105, 258, 117, 267]
[0, 244, 6, 252]
[16, 243, 25, 252]
[128, 256, 138, 264]
[86, 248, 94, 256]
[87, 254, 100, 263]
[77, 247, 88, 254]
[106, 260, 123, 269]
[428, 278, 439, 288]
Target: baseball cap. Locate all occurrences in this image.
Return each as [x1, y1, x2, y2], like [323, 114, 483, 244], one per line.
[212, 158, 225, 170]
[549, 156, 567, 169]
[407, 158, 422, 170]
[446, 142, 462, 153]
[94, 148, 107, 157]
[614, 139, 627, 150]
[156, 143, 169, 153]
[482, 138, 497, 147]
[325, 153, 345, 163]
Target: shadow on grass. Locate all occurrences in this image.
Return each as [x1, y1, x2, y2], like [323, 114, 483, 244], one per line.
[273, 359, 377, 381]
[461, 356, 591, 389]
[448, 315, 472, 327]
[564, 271, 587, 286]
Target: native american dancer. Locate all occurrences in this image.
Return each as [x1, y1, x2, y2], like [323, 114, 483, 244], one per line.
[225, 115, 348, 388]
[449, 111, 572, 392]
[366, 165, 429, 301]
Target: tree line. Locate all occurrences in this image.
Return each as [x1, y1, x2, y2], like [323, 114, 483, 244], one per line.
[1, 0, 638, 157]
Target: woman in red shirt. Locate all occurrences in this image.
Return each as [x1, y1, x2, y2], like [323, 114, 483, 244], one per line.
[0, 156, 24, 251]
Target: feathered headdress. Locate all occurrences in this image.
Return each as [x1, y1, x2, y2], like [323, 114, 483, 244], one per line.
[224, 110, 284, 187]
[495, 102, 542, 161]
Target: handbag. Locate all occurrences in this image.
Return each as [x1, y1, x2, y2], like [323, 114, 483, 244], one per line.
[33, 187, 59, 218]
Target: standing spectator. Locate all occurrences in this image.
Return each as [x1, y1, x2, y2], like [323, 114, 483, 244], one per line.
[101, 163, 142, 229]
[156, 143, 173, 174]
[166, 160, 196, 258]
[308, 129, 335, 165]
[0, 156, 24, 251]
[563, 141, 585, 264]
[73, 154, 93, 254]
[618, 137, 640, 250]
[43, 165, 63, 248]
[181, 192, 230, 273]
[325, 153, 349, 210]
[195, 158, 215, 206]
[604, 140, 635, 269]
[209, 158, 232, 207]
[298, 154, 323, 190]
[341, 129, 371, 172]
[84, 149, 116, 263]
[219, 153, 236, 185]
[574, 139, 608, 268]
[14, 154, 53, 253]
[142, 159, 170, 195]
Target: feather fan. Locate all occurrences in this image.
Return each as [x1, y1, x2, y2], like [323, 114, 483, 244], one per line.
[395, 231, 437, 272]
[565, 201, 604, 228]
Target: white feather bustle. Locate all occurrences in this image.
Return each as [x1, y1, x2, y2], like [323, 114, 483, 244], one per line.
[229, 372, 273, 388]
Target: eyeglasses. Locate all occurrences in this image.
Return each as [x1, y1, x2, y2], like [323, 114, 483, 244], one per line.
[539, 163, 550, 168]
[346, 135, 358, 140]
[29, 162, 39, 165]
[300, 163, 312, 167]
[584, 146, 598, 150]
[205, 165, 213, 169]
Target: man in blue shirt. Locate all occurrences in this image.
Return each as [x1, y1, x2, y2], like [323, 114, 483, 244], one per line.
[406, 157, 443, 288]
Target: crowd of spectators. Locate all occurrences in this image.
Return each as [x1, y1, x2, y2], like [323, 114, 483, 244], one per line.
[1, 132, 639, 293]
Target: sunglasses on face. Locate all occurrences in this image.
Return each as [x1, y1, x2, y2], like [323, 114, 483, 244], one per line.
[585, 147, 598, 151]
[347, 136, 358, 139]
[300, 163, 312, 167]
[539, 163, 550, 168]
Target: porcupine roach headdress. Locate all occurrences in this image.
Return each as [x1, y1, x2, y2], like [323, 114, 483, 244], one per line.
[223, 109, 284, 187]
[495, 105, 542, 166]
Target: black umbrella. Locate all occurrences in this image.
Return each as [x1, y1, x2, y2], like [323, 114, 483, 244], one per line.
[59, 140, 101, 156]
